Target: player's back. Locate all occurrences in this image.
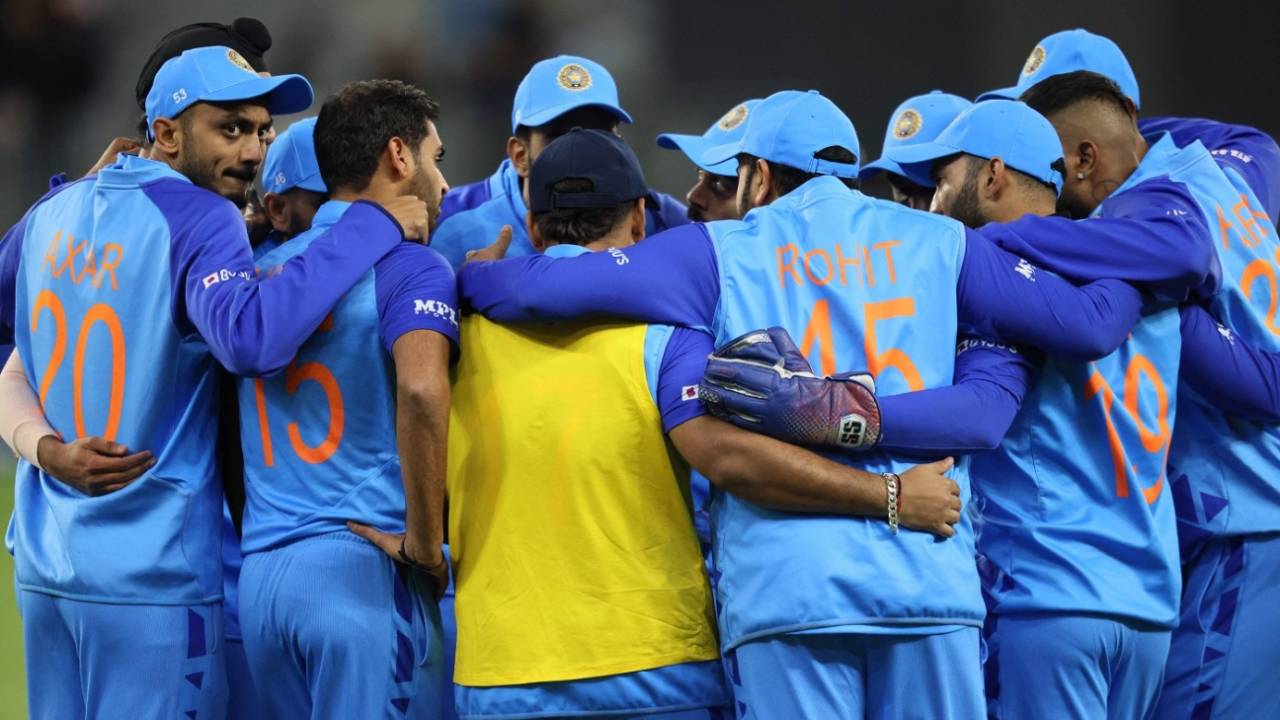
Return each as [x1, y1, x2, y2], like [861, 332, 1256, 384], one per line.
[8, 156, 229, 604]
[701, 174, 980, 649]
[973, 135, 1193, 628]
[237, 201, 439, 553]
[1152, 136, 1280, 545]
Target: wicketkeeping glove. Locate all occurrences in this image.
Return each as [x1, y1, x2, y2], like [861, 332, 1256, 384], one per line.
[699, 327, 882, 451]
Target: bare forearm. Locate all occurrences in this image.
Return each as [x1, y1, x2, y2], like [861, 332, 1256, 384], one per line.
[397, 382, 448, 554]
[671, 416, 884, 516]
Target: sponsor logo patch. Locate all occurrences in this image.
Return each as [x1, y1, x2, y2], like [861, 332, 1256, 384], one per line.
[413, 298, 458, 327]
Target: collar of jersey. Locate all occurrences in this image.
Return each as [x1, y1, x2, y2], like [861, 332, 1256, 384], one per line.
[543, 243, 590, 259]
[310, 200, 353, 229]
[1093, 132, 1186, 216]
[498, 159, 530, 224]
[97, 153, 191, 187]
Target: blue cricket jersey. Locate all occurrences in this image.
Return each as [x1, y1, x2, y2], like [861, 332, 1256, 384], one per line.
[1140, 116, 1280, 225]
[431, 159, 689, 270]
[458, 176, 1146, 648]
[0, 155, 404, 604]
[971, 134, 1231, 628]
[238, 200, 460, 553]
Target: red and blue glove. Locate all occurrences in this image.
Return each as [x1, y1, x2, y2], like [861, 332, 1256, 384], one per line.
[699, 327, 882, 451]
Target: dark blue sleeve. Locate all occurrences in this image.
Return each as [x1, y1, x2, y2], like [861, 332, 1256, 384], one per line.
[1179, 304, 1280, 423]
[976, 178, 1219, 302]
[156, 186, 403, 376]
[646, 190, 691, 234]
[657, 327, 713, 432]
[436, 177, 493, 228]
[0, 216, 26, 345]
[878, 337, 1039, 455]
[459, 222, 721, 330]
[958, 229, 1145, 361]
[374, 243, 460, 354]
[1141, 116, 1280, 225]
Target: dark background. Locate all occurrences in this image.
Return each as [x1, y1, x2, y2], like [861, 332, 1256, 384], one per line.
[2, 0, 1277, 221]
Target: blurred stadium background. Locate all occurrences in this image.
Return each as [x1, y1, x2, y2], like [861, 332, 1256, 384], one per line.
[1, 0, 1278, 715]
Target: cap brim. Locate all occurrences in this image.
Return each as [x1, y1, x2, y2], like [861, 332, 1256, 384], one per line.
[858, 157, 904, 181]
[515, 100, 633, 131]
[976, 85, 1021, 103]
[699, 140, 743, 170]
[203, 73, 314, 116]
[293, 173, 327, 193]
[657, 133, 737, 175]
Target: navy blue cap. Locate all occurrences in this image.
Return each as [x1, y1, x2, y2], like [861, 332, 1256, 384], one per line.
[263, 117, 325, 194]
[885, 100, 1065, 194]
[701, 90, 860, 179]
[528, 128, 648, 214]
[860, 91, 972, 184]
[978, 29, 1141, 108]
[511, 55, 633, 132]
[657, 99, 763, 175]
[145, 46, 313, 141]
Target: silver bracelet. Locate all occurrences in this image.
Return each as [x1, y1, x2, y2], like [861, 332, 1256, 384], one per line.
[882, 472, 901, 534]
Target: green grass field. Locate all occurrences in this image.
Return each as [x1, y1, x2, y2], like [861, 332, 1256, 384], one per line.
[0, 458, 28, 718]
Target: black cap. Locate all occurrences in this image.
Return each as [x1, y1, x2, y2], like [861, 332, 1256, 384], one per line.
[528, 128, 648, 214]
[135, 18, 272, 109]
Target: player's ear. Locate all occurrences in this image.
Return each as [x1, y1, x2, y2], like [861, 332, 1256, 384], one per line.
[983, 157, 1005, 200]
[1071, 140, 1098, 179]
[508, 136, 530, 178]
[752, 158, 773, 207]
[629, 197, 647, 242]
[386, 136, 412, 181]
[527, 211, 547, 252]
[151, 117, 180, 157]
[262, 192, 290, 234]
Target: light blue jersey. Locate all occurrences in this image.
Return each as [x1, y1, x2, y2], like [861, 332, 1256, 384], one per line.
[1162, 140, 1280, 547]
[974, 136, 1190, 628]
[703, 175, 980, 650]
[237, 201, 459, 553]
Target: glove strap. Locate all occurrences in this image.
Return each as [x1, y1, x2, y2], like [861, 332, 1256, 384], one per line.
[882, 472, 901, 535]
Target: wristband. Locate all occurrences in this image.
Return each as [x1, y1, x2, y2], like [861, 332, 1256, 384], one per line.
[882, 472, 901, 534]
[398, 536, 448, 574]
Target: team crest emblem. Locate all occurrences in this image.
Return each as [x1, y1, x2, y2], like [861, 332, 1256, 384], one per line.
[892, 109, 922, 140]
[718, 103, 749, 131]
[557, 63, 592, 91]
[226, 49, 256, 74]
[1023, 45, 1046, 75]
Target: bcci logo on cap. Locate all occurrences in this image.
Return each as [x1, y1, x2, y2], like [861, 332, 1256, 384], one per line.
[718, 103, 749, 132]
[226, 48, 256, 75]
[557, 63, 592, 91]
[892, 109, 922, 140]
[1023, 45, 1047, 76]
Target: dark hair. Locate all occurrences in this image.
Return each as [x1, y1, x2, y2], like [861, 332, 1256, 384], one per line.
[966, 153, 1063, 197]
[1019, 70, 1133, 119]
[532, 178, 636, 246]
[742, 145, 860, 197]
[314, 80, 440, 192]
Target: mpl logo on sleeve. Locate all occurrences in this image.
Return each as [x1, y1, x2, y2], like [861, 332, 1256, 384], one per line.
[413, 299, 458, 327]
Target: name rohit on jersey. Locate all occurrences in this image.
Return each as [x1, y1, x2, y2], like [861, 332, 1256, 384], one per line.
[414, 298, 458, 327]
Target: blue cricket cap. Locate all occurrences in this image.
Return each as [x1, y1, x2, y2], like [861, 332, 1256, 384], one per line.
[859, 91, 972, 185]
[885, 100, 1065, 195]
[145, 45, 313, 141]
[978, 29, 1140, 108]
[656, 99, 763, 176]
[263, 117, 326, 195]
[700, 90, 860, 179]
[527, 128, 648, 214]
[511, 55, 633, 132]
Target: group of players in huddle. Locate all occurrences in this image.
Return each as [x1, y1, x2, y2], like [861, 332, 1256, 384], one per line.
[0, 15, 1277, 720]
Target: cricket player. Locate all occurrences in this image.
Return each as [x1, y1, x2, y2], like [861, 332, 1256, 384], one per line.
[979, 28, 1280, 224]
[235, 80, 456, 720]
[457, 89, 1152, 718]
[0, 47, 428, 718]
[449, 126, 963, 720]
[430, 54, 688, 269]
[858, 90, 971, 210]
[656, 99, 762, 222]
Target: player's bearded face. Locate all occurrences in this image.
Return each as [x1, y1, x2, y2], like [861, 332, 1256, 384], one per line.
[409, 121, 449, 236]
[930, 155, 989, 229]
[175, 102, 269, 209]
[687, 170, 740, 222]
